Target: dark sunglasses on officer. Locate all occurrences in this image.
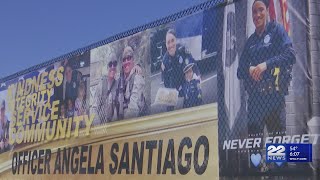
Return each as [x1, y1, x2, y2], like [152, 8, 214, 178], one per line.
[122, 55, 133, 63]
[108, 60, 118, 68]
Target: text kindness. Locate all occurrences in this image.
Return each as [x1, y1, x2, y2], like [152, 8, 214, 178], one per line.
[6, 67, 94, 144]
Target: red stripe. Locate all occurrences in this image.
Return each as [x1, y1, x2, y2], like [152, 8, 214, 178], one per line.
[284, 0, 290, 33]
[279, 0, 290, 33]
[269, 0, 276, 21]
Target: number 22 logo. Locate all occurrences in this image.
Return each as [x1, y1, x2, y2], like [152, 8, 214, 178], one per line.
[267, 145, 285, 156]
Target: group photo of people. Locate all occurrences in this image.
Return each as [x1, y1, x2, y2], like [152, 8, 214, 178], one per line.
[53, 52, 91, 128]
[89, 11, 219, 126]
[90, 31, 151, 126]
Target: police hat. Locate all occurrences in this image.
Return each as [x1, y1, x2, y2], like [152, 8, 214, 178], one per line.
[183, 63, 194, 73]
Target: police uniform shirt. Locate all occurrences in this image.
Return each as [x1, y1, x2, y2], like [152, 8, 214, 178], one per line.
[65, 81, 78, 101]
[162, 45, 197, 90]
[181, 77, 202, 108]
[237, 21, 296, 93]
[124, 70, 145, 119]
[95, 76, 119, 123]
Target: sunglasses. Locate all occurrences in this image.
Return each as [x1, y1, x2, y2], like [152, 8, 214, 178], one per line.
[122, 55, 133, 63]
[108, 61, 118, 68]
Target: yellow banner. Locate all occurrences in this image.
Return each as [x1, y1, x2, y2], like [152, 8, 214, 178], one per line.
[0, 104, 218, 180]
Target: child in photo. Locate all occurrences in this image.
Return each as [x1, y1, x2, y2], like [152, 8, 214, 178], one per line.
[59, 101, 67, 119]
[180, 62, 203, 108]
[75, 82, 87, 116]
[66, 98, 74, 117]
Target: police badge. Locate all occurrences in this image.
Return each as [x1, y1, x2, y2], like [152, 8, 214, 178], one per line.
[179, 56, 183, 64]
[185, 58, 189, 65]
[264, 34, 271, 44]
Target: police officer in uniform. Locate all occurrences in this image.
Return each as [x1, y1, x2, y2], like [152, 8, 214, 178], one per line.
[120, 46, 147, 119]
[181, 62, 202, 108]
[94, 58, 120, 124]
[161, 29, 200, 111]
[64, 63, 78, 102]
[237, 0, 296, 172]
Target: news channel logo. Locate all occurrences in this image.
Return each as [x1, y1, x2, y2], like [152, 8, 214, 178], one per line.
[266, 144, 312, 163]
[266, 144, 286, 163]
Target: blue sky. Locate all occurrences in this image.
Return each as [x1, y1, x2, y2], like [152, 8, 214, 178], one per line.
[0, 0, 207, 79]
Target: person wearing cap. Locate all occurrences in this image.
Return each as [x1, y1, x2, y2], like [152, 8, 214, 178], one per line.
[94, 56, 120, 124]
[161, 28, 200, 111]
[237, 0, 296, 172]
[0, 100, 10, 153]
[180, 62, 202, 108]
[120, 46, 147, 119]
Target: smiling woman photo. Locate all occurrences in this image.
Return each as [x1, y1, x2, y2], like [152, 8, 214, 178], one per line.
[161, 29, 200, 112]
[237, 0, 296, 173]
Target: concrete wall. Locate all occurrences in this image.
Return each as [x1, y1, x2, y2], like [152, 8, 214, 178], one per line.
[309, 0, 320, 171]
[310, 0, 320, 116]
[287, 0, 310, 136]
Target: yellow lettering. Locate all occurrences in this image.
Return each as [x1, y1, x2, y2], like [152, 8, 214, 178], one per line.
[73, 116, 83, 137]
[55, 119, 67, 140]
[16, 126, 24, 144]
[84, 114, 94, 136]
[42, 103, 51, 122]
[47, 69, 56, 89]
[51, 100, 59, 120]
[24, 124, 35, 143]
[39, 71, 48, 91]
[66, 118, 73, 138]
[17, 80, 25, 98]
[55, 66, 64, 87]
[46, 120, 56, 141]
[9, 127, 16, 145]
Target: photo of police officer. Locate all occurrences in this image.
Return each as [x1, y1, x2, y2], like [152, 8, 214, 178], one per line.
[161, 29, 200, 111]
[237, 0, 296, 172]
[57, 52, 91, 128]
[151, 11, 217, 115]
[218, 0, 314, 178]
[0, 100, 10, 153]
[64, 63, 78, 102]
[94, 54, 121, 124]
[120, 46, 147, 119]
[90, 31, 151, 125]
